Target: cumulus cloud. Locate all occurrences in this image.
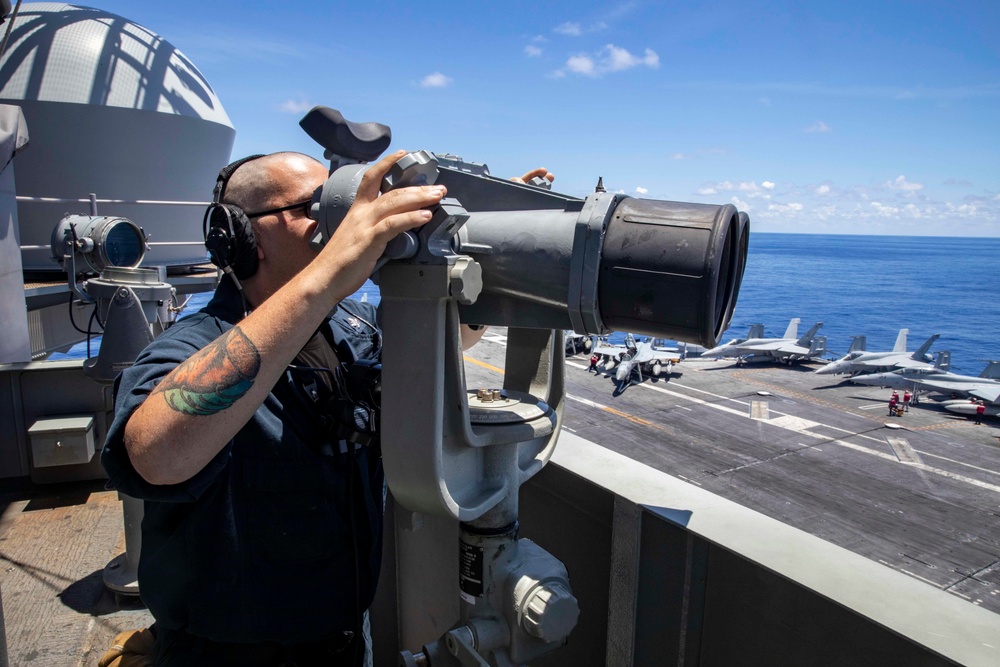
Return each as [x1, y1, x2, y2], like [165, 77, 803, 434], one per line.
[804, 121, 831, 133]
[723, 175, 1000, 235]
[279, 97, 312, 114]
[420, 72, 453, 88]
[525, 44, 543, 57]
[555, 21, 582, 36]
[566, 55, 596, 76]
[885, 175, 923, 192]
[559, 44, 659, 77]
[699, 180, 773, 199]
[943, 178, 973, 187]
[669, 152, 689, 160]
[635, 186, 648, 194]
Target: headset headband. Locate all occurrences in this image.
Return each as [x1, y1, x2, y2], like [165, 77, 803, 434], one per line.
[213, 153, 266, 204]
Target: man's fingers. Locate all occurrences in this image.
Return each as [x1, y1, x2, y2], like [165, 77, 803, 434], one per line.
[369, 183, 446, 221]
[356, 150, 408, 200]
[513, 167, 554, 184]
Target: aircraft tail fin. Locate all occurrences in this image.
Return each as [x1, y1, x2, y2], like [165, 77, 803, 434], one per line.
[747, 323, 764, 339]
[782, 318, 801, 340]
[795, 322, 823, 347]
[848, 335, 866, 353]
[978, 361, 1000, 379]
[809, 336, 827, 358]
[934, 351, 950, 371]
[911, 334, 940, 362]
[891, 329, 909, 353]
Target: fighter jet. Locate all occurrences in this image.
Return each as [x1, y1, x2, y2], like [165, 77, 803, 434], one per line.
[614, 335, 682, 389]
[849, 353, 1000, 405]
[564, 331, 592, 356]
[590, 335, 629, 371]
[816, 329, 941, 376]
[701, 318, 826, 365]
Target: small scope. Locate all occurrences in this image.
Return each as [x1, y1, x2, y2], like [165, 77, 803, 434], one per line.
[51, 215, 147, 274]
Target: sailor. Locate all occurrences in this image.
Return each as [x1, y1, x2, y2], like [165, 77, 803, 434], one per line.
[100, 150, 552, 666]
[976, 400, 986, 425]
[888, 393, 898, 417]
[902, 390, 912, 412]
[589, 354, 599, 373]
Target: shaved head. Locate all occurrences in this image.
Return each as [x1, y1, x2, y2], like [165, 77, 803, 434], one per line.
[222, 152, 325, 215]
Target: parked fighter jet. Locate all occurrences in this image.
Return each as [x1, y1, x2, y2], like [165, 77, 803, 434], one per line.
[564, 331, 592, 356]
[849, 353, 1000, 405]
[701, 318, 826, 365]
[816, 329, 941, 376]
[590, 335, 629, 371]
[614, 336, 682, 389]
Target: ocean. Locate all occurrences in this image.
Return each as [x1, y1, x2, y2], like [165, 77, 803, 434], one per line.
[56, 233, 1000, 376]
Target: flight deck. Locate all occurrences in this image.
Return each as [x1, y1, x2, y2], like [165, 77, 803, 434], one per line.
[465, 329, 1000, 615]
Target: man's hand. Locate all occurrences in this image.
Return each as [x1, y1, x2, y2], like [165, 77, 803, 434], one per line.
[321, 150, 447, 302]
[512, 167, 555, 186]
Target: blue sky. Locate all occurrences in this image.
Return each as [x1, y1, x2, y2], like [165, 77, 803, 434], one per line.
[99, 0, 999, 236]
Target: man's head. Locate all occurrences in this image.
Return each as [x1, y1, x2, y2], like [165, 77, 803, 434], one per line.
[222, 152, 328, 300]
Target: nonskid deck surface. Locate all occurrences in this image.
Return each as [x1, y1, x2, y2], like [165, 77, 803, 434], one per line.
[0, 484, 153, 666]
[465, 329, 1000, 615]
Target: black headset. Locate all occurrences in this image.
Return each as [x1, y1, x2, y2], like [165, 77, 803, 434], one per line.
[203, 154, 266, 285]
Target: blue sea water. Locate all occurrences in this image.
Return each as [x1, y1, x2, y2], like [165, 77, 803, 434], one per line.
[56, 234, 1000, 376]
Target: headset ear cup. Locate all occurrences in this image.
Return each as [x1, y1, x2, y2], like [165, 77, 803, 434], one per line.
[228, 209, 259, 280]
[205, 204, 234, 268]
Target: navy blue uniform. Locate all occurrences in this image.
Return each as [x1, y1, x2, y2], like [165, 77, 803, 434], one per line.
[102, 278, 384, 657]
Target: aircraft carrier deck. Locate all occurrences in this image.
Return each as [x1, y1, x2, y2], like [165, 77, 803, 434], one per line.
[465, 329, 1000, 615]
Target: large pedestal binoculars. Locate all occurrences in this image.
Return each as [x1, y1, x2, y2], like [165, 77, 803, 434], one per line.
[301, 107, 749, 665]
[302, 107, 748, 348]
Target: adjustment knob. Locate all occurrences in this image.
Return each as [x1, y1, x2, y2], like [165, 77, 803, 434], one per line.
[520, 582, 580, 642]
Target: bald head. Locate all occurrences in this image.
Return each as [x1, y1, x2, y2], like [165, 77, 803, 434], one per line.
[222, 152, 325, 216]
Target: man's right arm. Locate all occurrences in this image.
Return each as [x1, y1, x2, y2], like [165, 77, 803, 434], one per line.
[122, 151, 445, 485]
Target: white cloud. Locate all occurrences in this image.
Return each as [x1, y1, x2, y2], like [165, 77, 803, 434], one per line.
[816, 184, 831, 195]
[279, 97, 312, 114]
[870, 201, 900, 216]
[885, 175, 923, 192]
[635, 186, 648, 194]
[524, 44, 543, 57]
[804, 121, 831, 133]
[555, 21, 582, 36]
[702, 180, 773, 199]
[670, 152, 689, 160]
[559, 44, 659, 77]
[566, 55, 595, 76]
[731, 196, 751, 211]
[420, 72, 453, 88]
[766, 202, 804, 213]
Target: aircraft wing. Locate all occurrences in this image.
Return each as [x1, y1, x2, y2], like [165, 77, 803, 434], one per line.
[743, 341, 788, 352]
[592, 339, 626, 357]
[912, 379, 1000, 403]
[893, 358, 934, 369]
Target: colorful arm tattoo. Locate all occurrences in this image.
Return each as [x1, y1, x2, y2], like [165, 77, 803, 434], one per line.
[152, 327, 262, 416]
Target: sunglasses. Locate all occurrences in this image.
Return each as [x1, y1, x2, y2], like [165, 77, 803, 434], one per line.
[247, 199, 312, 219]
